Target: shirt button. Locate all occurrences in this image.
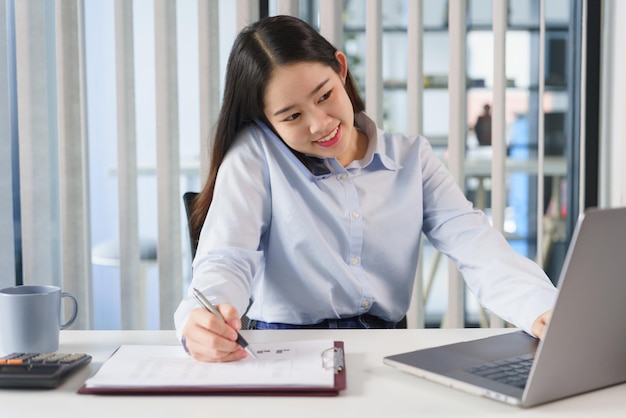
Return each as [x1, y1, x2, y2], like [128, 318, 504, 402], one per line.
[350, 256, 360, 265]
[351, 211, 361, 220]
[361, 300, 371, 308]
[338, 173, 349, 181]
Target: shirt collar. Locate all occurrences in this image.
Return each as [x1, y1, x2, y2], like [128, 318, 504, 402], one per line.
[350, 112, 401, 172]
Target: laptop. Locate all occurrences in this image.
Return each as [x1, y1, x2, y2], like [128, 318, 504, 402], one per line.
[384, 206, 626, 407]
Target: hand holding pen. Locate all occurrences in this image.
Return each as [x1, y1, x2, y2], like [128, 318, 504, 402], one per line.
[191, 287, 257, 359]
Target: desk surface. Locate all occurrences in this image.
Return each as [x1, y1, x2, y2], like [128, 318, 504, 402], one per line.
[1, 328, 624, 418]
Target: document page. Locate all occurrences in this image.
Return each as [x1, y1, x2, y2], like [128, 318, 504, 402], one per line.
[84, 339, 338, 389]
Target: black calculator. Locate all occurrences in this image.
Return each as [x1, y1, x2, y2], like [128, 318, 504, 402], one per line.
[0, 352, 92, 389]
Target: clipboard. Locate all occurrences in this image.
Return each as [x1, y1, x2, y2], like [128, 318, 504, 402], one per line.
[78, 341, 345, 397]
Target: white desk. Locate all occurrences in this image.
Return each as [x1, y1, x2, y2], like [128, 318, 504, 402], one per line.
[2, 328, 624, 418]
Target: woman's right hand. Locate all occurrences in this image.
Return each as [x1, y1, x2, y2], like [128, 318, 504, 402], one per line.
[182, 304, 249, 362]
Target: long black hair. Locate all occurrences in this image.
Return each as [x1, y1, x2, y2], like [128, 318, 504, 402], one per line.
[189, 15, 365, 247]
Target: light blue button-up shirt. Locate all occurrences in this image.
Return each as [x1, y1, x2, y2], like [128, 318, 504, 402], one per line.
[174, 113, 557, 338]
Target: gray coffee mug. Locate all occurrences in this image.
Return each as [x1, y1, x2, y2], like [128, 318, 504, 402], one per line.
[0, 285, 78, 354]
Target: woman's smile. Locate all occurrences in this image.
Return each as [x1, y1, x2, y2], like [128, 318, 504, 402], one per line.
[315, 125, 340, 147]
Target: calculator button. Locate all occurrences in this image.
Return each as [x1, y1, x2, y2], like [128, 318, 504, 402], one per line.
[60, 354, 87, 363]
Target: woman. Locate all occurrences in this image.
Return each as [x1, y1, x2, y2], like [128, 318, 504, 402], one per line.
[174, 15, 556, 362]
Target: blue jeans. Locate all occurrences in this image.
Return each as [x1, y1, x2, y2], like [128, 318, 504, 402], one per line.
[247, 314, 407, 330]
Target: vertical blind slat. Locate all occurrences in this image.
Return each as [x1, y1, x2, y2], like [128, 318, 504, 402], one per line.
[154, 0, 182, 330]
[536, 0, 547, 266]
[365, 0, 383, 125]
[197, 0, 220, 184]
[407, 0, 423, 136]
[319, 0, 343, 49]
[599, 0, 626, 207]
[0, 0, 16, 289]
[490, 0, 507, 328]
[55, 0, 92, 329]
[237, 0, 259, 31]
[492, 1, 507, 235]
[446, 0, 467, 328]
[14, 0, 59, 287]
[598, 0, 612, 207]
[114, 0, 142, 329]
[406, 0, 424, 329]
[578, 0, 588, 215]
[277, 0, 299, 16]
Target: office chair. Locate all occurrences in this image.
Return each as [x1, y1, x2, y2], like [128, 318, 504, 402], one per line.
[182, 191, 251, 329]
[182, 191, 200, 260]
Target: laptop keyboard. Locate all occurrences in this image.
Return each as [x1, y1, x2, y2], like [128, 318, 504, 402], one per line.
[465, 353, 535, 388]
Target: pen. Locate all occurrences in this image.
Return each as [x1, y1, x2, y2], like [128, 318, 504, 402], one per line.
[191, 287, 257, 359]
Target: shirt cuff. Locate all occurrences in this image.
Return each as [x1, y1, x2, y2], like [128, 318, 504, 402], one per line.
[181, 335, 189, 354]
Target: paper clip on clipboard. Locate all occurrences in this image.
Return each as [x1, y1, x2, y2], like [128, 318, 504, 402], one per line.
[322, 346, 345, 373]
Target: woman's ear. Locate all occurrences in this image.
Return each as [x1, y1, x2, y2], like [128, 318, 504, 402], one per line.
[334, 51, 349, 83]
